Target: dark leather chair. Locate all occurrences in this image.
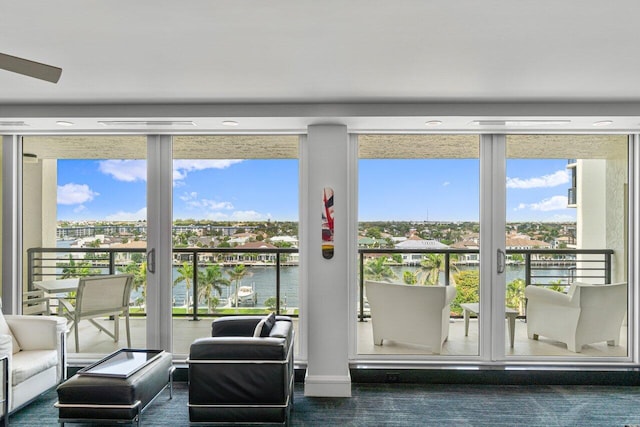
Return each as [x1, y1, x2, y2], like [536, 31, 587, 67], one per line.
[188, 315, 294, 426]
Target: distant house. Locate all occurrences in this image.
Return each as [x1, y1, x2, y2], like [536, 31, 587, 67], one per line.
[505, 233, 552, 263]
[233, 241, 279, 264]
[450, 234, 480, 265]
[110, 240, 148, 264]
[269, 235, 299, 247]
[228, 232, 258, 246]
[553, 235, 575, 249]
[358, 237, 385, 248]
[395, 235, 449, 265]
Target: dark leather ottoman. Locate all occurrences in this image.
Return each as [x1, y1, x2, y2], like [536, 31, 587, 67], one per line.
[55, 350, 174, 426]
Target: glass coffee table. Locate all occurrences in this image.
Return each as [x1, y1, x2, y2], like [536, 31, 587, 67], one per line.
[77, 349, 164, 378]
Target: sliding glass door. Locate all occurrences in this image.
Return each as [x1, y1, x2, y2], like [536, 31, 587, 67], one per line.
[170, 135, 300, 357]
[354, 133, 632, 364]
[21, 136, 148, 357]
[505, 135, 629, 359]
[356, 134, 481, 358]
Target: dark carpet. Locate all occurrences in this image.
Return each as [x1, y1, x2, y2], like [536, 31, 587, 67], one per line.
[8, 382, 640, 426]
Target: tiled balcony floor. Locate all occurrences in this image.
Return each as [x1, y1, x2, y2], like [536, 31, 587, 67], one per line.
[65, 315, 628, 363]
[357, 317, 628, 358]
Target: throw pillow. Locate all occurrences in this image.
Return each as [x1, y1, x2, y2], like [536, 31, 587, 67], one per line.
[253, 312, 277, 338]
[261, 312, 277, 337]
[253, 317, 268, 337]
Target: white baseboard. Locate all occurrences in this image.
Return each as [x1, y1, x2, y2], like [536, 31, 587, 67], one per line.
[304, 373, 352, 397]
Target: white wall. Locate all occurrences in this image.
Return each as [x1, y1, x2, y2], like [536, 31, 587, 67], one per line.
[577, 157, 628, 283]
[22, 159, 57, 290]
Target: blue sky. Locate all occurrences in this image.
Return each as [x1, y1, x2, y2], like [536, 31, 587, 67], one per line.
[358, 158, 575, 222]
[57, 159, 299, 221]
[56, 158, 575, 222]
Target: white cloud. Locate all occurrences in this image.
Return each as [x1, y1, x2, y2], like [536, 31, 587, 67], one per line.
[203, 200, 234, 210]
[516, 195, 568, 211]
[179, 192, 198, 202]
[179, 192, 234, 210]
[173, 159, 243, 183]
[99, 159, 243, 185]
[99, 160, 147, 182]
[507, 170, 569, 189]
[73, 205, 87, 213]
[105, 207, 147, 221]
[442, 181, 450, 187]
[58, 183, 99, 205]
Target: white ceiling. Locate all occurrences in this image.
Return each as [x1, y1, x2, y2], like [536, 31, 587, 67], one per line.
[2, 0, 640, 133]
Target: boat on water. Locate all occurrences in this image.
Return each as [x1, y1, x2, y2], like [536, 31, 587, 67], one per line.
[230, 285, 258, 307]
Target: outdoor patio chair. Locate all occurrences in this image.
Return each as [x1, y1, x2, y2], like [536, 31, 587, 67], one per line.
[22, 290, 51, 316]
[60, 274, 134, 352]
[525, 281, 627, 352]
[365, 280, 456, 354]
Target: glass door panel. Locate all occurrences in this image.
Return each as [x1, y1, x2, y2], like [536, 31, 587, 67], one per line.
[171, 135, 300, 356]
[22, 136, 148, 357]
[505, 135, 629, 358]
[357, 135, 481, 357]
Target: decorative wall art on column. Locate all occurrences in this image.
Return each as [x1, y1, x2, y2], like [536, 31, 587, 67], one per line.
[322, 187, 335, 259]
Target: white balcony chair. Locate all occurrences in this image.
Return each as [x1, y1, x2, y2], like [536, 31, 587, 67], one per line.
[0, 309, 66, 417]
[60, 274, 134, 352]
[365, 280, 456, 354]
[525, 281, 627, 353]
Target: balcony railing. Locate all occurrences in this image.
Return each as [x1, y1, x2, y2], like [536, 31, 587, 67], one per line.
[357, 248, 613, 321]
[26, 246, 298, 320]
[27, 246, 614, 322]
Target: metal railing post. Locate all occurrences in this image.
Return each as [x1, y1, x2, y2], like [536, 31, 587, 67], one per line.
[444, 252, 450, 286]
[359, 252, 365, 322]
[109, 251, 115, 275]
[27, 249, 34, 291]
[605, 252, 612, 284]
[525, 253, 531, 287]
[276, 252, 281, 314]
[192, 250, 199, 321]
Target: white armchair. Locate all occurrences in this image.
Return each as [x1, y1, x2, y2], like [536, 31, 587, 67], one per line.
[525, 282, 627, 353]
[0, 311, 66, 416]
[365, 280, 456, 354]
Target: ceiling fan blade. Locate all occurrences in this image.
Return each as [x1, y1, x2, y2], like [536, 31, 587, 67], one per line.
[0, 52, 62, 83]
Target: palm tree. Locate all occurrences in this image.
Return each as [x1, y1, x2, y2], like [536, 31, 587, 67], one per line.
[417, 253, 459, 286]
[173, 262, 195, 313]
[363, 257, 396, 281]
[61, 254, 100, 278]
[506, 278, 525, 314]
[118, 260, 147, 309]
[199, 264, 230, 312]
[227, 264, 247, 308]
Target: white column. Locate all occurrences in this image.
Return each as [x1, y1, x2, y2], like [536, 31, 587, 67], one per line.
[22, 159, 57, 290]
[302, 124, 352, 397]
